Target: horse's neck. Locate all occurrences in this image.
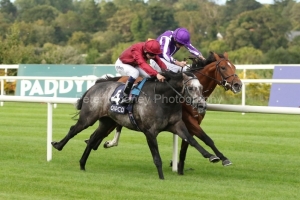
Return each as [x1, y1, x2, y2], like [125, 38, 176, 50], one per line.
[148, 81, 181, 98]
[196, 66, 218, 98]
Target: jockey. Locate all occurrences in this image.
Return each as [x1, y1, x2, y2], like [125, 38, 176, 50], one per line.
[115, 39, 167, 104]
[151, 27, 205, 73]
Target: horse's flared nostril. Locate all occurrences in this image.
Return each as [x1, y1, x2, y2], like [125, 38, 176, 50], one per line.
[233, 83, 242, 92]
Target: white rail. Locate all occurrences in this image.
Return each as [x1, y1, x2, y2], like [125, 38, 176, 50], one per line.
[2, 76, 300, 107]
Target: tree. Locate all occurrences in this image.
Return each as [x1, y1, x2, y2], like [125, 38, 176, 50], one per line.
[130, 15, 150, 41]
[107, 8, 135, 42]
[220, 0, 262, 24]
[228, 47, 263, 64]
[0, 23, 33, 64]
[20, 5, 60, 24]
[225, 7, 291, 52]
[0, 0, 17, 22]
[147, 5, 177, 36]
[73, 0, 103, 32]
[55, 11, 82, 37]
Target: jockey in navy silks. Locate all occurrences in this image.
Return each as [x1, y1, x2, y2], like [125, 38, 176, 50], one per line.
[115, 39, 167, 104]
[151, 27, 206, 73]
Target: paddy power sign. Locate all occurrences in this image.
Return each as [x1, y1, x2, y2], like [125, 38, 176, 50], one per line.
[15, 64, 118, 98]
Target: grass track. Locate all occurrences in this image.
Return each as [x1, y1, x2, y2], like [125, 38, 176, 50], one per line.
[0, 102, 299, 200]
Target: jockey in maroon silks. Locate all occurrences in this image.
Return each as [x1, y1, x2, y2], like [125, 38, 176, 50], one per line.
[151, 27, 206, 73]
[115, 39, 167, 104]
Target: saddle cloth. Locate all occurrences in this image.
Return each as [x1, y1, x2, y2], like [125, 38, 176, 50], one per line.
[109, 78, 147, 114]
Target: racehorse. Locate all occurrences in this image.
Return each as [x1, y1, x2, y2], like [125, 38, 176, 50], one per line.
[51, 71, 218, 179]
[100, 52, 243, 175]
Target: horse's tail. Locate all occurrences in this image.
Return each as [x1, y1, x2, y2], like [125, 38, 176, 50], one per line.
[76, 89, 89, 110]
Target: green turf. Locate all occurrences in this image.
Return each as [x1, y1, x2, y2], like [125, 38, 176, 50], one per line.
[0, 102, 299, 200]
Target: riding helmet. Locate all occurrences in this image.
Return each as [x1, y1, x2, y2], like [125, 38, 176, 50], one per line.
[173, 28, 190, 45]
[144, 39, 162, 54]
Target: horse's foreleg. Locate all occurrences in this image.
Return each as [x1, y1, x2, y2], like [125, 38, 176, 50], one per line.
[144, 133, 164, 180]
[169, 121, 219, 164]
[103, 125, 123, 148]
[197, 128, 232, 166]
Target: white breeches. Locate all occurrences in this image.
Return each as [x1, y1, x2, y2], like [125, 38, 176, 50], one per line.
[115, 58, 151, 79]
[150, 58, 188, 73]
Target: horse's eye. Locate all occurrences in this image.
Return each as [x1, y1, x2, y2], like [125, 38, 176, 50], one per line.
[188, 87, 194, 91]
[220, 66, 226, 70]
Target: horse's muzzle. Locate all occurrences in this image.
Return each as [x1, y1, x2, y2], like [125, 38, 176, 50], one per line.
[232, 82, 242, 94]
[193, 98, 207, 114]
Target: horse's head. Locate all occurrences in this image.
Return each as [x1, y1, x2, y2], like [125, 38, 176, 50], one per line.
[181, 72, 207, 114]
[189, 52, 243, 94]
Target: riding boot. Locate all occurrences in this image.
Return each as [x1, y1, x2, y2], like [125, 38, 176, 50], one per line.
[119, 76, 135, 104]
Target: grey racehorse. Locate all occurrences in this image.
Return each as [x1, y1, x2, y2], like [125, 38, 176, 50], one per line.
[52, 71, 219, 179]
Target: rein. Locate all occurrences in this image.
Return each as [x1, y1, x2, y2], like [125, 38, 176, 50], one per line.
[165, 77, 198, 98]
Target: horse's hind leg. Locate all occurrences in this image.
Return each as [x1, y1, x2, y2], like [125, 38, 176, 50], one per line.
[103, 125, 123, 148]
[83, 124, 121, 150]
[52, 113, 98, 151]
[79, 117, 116, 170]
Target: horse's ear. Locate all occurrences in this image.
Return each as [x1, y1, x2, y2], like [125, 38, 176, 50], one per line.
[213, 52, 220, 60]
[223, 52, 228, 59]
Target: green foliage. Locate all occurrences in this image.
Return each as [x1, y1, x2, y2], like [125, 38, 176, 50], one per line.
[0, 23, 33, 64]
[111, 42, 132, 63]
[68, 31, 91, 52]
[20, 5, 60, 24]
[85, 48, 99, 64]
[0, 0, 299, 64]
[227, 47, 263, 64]
[130, 15, 149, 41]
[208, 40, 230, 54]
[225, 7, 291, 52]
[263, 45, 300, 64]
[147, 5, 177, 35]
[40, 43, 85, 64]
[0, 0, 17, 21]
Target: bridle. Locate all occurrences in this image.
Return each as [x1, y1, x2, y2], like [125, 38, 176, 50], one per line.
[165, 75, 198, 98]
[190, 58, 239, 91]
[165, 75, 205, 112]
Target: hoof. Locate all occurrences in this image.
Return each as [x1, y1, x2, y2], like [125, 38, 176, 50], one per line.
[51, 141, 62, 151]
[80, 167, 86, 171]
[209, 155, 220, 163]
[222, 159, 232, 166]
[103, 141, 110, 148]
[177, 161, 185, 175]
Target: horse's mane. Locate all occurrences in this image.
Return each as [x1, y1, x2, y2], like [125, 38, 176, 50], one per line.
[188, 51, 225, 71]
[205, 51, 225, 64]
[95, 76, 121, 84]
[155, 70, 191, 92]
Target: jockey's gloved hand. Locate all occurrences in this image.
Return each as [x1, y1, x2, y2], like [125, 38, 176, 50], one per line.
[156, 73, 166, 82]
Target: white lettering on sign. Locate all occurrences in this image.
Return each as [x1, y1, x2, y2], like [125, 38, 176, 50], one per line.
[19, 75, 98, 97]
[29, 80, 44, 95]
[59, 80, 73, 94]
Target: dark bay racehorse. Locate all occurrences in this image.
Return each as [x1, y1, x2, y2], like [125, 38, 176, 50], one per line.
[100, 52, 242, 174]
[52, 71, 218, 179]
